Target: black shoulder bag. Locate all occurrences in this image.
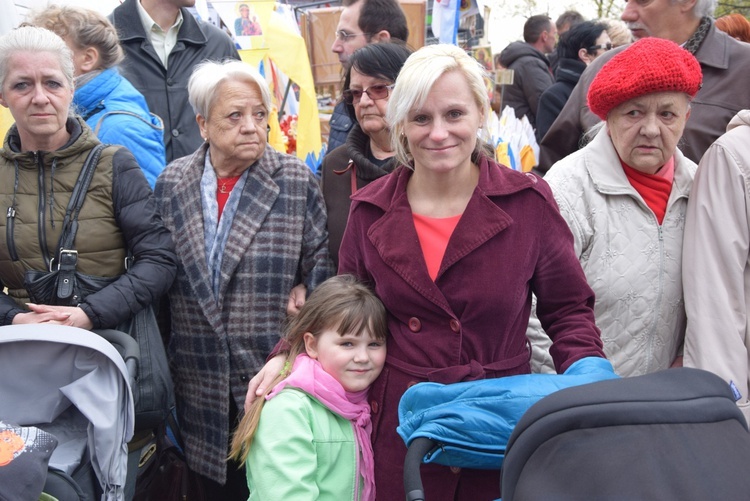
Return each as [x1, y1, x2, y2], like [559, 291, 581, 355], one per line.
[23, 144, 174, 432]
[24, 143, 112, 305]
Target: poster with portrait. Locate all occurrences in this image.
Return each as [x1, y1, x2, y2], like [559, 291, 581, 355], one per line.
[211, 0, 275, 50]
[471, 46, 494, 72]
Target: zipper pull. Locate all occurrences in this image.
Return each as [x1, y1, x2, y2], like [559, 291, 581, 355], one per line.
[6, 206, 15, 219]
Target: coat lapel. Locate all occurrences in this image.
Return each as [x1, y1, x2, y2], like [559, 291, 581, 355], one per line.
[367, 187, 452, 311]
[438, 189, 513, 277]
[169, 146, 224, 330]
[365, 159, 518, 311]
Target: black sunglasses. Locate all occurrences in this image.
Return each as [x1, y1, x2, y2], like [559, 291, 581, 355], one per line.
[587, 42, 613, 52]
[342, 84, 395, 105]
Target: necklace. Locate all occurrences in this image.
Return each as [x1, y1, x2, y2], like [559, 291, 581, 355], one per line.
[217, 175, 242, 195]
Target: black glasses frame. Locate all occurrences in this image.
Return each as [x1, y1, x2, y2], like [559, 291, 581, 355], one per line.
[587, 42, 613, 52]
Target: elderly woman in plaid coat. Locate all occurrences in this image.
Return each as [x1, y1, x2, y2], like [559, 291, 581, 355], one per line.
[154, 60, 333, 499]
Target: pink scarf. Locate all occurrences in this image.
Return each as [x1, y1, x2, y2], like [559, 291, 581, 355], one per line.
[266, 354, 375, 501]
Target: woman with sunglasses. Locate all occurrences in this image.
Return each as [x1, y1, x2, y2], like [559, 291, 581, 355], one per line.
[535, 21, 611, 143]
[320, 41, 412, 267]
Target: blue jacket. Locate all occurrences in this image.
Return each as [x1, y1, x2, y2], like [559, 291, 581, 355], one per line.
[75, 67, 165, 188]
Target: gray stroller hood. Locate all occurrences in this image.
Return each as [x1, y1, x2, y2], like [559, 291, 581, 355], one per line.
[0, 324, 135, 501]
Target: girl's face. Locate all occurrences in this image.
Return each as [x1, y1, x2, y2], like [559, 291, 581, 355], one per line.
[304, 326, 386, 393]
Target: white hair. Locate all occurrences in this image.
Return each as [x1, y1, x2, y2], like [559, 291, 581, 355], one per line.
[187, 60, 272, 119]
[0, 26, 74, 90]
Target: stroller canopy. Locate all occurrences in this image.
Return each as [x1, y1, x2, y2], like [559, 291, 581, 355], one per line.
[0, 325, 134, 500]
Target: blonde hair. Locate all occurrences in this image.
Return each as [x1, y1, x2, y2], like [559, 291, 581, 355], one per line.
[26, 5, 124, 69]
[229, 275, 388, 465]
[602, 18, 633, 47]
[386, 44, 492, 168]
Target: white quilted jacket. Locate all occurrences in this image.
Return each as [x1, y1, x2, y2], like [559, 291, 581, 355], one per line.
[528, 128, 696, 377]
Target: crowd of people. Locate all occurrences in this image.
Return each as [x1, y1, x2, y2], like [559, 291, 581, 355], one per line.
[2, 0, 750, 499]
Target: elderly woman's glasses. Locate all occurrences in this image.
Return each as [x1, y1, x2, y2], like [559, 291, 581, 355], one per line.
[588, 42, 613, 52]
[342, 84, 395, 105]
[335, 30, 371, 42]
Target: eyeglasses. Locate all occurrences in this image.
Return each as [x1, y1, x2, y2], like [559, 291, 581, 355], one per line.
[588, 42, 613, 52]
[342, 84, 395, 105]
[335, 30, 371, 42]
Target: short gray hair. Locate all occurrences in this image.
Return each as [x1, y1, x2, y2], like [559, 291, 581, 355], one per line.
[386, 44, 491, 168]
[0, 26, 74, 90]
[187, 60, 272, 119]
[684, 0, 717, 18]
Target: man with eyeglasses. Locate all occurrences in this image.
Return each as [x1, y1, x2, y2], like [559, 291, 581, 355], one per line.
[498, 14, 557, 129]
[326, 0, 408, 155]
[537, 0, 750, 174]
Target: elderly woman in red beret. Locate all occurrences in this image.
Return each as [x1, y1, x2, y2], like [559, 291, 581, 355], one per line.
[528, 38, 702, 377]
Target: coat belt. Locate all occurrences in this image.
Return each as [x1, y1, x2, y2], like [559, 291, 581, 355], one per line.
[386, 348, 531, 384]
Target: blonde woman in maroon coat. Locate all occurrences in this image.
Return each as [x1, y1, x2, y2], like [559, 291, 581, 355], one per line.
[248, 44, 605, 500]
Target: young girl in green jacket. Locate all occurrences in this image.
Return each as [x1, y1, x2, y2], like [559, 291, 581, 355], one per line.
[230, 275, 387, 500]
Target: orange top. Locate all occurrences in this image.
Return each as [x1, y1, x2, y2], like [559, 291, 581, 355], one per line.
[413, 213, 462, 280]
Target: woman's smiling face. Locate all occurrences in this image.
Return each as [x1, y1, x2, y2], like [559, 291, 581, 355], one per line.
[403, 70, 483, 176]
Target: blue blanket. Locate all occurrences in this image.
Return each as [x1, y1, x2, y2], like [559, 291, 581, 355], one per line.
[397, 357, 618, 470]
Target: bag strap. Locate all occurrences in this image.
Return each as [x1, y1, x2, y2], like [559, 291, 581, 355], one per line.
[57, 143, 107, 253]
[54, 143, 107, 301]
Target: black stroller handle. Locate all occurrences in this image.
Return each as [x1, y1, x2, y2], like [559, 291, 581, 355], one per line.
[404, 437, 437, 501]
[94, 328, 140, 390]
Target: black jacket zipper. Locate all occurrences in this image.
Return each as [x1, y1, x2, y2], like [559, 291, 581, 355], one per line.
[5, 205, 18, 261]
[36, 152, 52, 268]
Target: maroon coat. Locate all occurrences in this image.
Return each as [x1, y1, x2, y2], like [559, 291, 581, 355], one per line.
[338, 156, 605, 500]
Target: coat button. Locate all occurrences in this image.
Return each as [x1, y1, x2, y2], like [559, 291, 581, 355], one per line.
[449, 319, 460, 333]
[370, 401, 379, 414]
[240, 375, 249, 382]
[450, 466, 461, 474]
[171, 128, 180, 137]
[408, 317, 422, 332]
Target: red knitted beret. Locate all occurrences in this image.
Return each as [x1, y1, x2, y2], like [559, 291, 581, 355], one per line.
[587, 37, 702, 120]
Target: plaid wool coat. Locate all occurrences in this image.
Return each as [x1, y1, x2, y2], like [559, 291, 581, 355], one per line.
[154, 142, 333, 483]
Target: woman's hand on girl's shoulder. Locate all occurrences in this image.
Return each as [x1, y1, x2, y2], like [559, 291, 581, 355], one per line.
[287, 283, 307, 316]
[245, 354, 287, 412]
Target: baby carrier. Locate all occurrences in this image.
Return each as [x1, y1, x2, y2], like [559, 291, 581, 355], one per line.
[398, 357, 618, 501]
[501, 366, 750, 501]
[0, 324, 137, 501]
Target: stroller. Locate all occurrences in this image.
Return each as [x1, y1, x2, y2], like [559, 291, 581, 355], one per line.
[399, 363, 750, 501]
[0, 324, 137, 501]
[398, 357, 618, 500]
[500, 366, 750, 500]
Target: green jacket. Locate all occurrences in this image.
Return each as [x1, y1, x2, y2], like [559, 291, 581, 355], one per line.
[0, 117, 177, 327]
[247, 388, 360, 500]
